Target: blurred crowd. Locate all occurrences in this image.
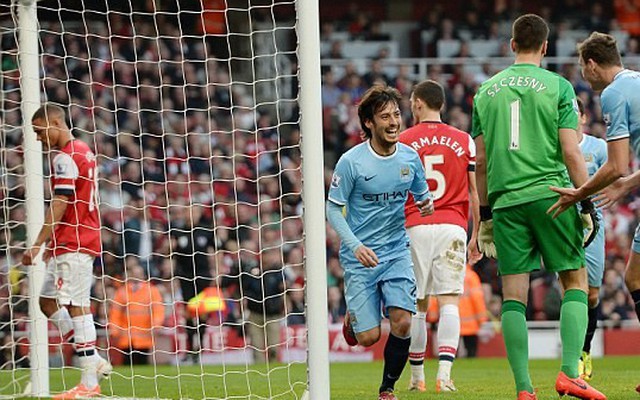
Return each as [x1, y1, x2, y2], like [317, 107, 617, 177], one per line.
[1, 0, 640, 368]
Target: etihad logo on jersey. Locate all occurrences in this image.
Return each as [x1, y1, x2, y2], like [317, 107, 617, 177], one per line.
[362, 189, 409, 202]
[486, 76, 547, 97]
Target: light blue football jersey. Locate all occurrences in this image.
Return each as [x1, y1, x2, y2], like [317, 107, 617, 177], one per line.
[601, 69, 640, 156]
[328, 141, 430, 265]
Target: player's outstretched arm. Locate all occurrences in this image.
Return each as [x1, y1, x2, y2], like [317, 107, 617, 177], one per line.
[593, 176, 629, 208]
[549, 137, 629, 217]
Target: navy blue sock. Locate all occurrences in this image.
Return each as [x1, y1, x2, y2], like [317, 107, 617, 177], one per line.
[380, 334, 411, 393]
[583, 304, 599, 353]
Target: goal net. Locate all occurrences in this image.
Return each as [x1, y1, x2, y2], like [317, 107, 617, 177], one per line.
[0, 1, 327, 399]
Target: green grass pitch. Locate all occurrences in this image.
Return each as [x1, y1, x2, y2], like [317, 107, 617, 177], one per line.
[2, 356, 639, 399]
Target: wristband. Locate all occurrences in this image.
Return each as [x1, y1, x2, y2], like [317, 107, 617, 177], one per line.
[480, 205, 493, 221]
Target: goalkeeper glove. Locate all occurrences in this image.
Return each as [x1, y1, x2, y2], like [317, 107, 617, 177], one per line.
[580, 199, 600, 248]
[478, 206, 497, 258]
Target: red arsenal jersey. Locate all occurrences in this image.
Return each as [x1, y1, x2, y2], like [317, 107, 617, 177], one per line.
[51, 140, 101, 257]
[400, 122, 475, 230]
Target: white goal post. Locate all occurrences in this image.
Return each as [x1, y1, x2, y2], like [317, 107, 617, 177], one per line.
[1, 0, 329, 398]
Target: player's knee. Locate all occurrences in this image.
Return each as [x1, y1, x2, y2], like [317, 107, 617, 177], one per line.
[390, 317, 411, 338]
[588, 293, 599, 308]
[357, 331, 380, 347]
[39, 297, 56, 317]
[624, 272, 640, 291]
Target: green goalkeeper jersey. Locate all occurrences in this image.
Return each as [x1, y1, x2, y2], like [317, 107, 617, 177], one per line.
[471, 63, 579, 210]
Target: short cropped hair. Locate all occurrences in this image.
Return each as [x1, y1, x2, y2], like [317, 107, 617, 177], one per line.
[358, 85, 402, 139]
[577, 32, 622, 67]
[412, 80, 445, 111]
[32, 104, 66, 123]
[512, 14, 549, 52]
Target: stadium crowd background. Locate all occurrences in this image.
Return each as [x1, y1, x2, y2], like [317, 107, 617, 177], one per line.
[1, 0, 640, 367]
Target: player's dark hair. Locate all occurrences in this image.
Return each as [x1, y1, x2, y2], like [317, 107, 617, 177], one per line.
[358, 85, 402, 139]
[576, 97, 585, 116]
[32, 103, 66, 123]
[413, 80, 445, 111]
[577, 32, 622, 68]
[512, 14, 549, 53]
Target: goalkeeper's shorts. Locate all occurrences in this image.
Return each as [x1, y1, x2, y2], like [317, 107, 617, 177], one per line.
[493, 197, 584, 275]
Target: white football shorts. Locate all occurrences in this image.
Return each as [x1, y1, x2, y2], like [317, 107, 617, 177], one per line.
[407, 224, 467, 298]
[41, 252, 95, 307]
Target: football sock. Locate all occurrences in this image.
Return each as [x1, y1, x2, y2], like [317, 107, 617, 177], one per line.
[583, 302, 599, 353]
[631, 290, 640, 323]
[409, 312, 427, 382]
[50, 307, 74, 342]
[560, 289, 588, 379]
[380, 333, 411, 393]
[437, 304, 460, 380]
[501, 300, 533, 394]
[73, 314, 99, 388]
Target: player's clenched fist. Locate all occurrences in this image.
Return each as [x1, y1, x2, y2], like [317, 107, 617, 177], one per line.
[21, 245, 41, 266]
[416, 197, 435, 217]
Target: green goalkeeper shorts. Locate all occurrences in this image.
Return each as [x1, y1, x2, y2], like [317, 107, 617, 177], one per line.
[493, 197, 585, 275]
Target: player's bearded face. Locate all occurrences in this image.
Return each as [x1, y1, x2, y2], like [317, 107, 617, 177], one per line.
[369, 102, 401, 146]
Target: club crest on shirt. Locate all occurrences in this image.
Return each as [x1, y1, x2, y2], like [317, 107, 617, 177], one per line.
[331, 173, 341, 188]
[603, 113, 611, 126]
[399, 166, 411, 182]
[85, 151, 96, 162]
[583, 154, 594, 163]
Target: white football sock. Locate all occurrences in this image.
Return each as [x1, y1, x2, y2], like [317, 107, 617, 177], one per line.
[437, 304, 460, 381]
[409, 311, 427, 382]
[73, 314, 99, 388]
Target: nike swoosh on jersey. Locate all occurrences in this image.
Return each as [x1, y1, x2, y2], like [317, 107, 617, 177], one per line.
[364, 175, 376, 181]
